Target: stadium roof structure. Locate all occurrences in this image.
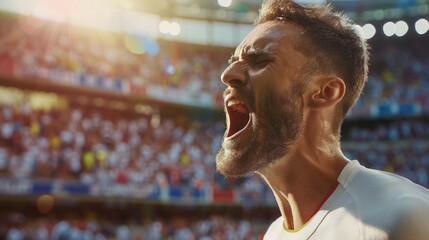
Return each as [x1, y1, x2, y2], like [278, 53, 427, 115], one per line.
[0, 0, 427, 47]
[136, 0, 429, 23]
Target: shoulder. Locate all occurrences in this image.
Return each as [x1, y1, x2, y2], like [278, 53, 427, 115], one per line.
[342, 162, 429, 239]
[389, 197, 429, 240]
[360, 167, 429, 199]
[343, 161, 429, 202]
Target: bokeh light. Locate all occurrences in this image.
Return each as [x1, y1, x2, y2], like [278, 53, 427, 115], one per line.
[36, 194, 54, 214]
[395, 20, 408, 37]
[159, 20, 170, 34]
[218, 0, 232, 8]
[362, 23, 376, 39]
[353, 24, 363, 37]
[159, 20, 181, 36]
[124, 35, 146, 54]
[124, 34, 160, 56]
[383, 21, 396, 37]
[415, 18, 429, 35]
[169, 22, 181, 36]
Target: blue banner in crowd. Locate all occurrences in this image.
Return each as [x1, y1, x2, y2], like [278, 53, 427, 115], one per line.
[32, 181, 53, 194]
[89, 183, 160, 199]
[0, 178, 206, 202]
[0, 179, 33, 195]
[15, 65, 130, 94]
[370, 103, 421, 117]
[0, 178, 274, 205]
[77, 73, 130, 93]
[0, 179, 160, 200]
[62, 182, 90, 195]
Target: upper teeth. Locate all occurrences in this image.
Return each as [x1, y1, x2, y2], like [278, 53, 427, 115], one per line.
[227, 100, 244, 106]
[227, 100, 247, 113]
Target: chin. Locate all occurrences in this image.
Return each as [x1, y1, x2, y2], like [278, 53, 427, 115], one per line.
[216, 132, 296, 177]
[215, 145, 266, 177]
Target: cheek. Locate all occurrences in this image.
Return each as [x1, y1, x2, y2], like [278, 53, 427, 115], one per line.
[249, 67, 266, 77]
[260, 77, 285, 101]
[255, 86, 279, 118]
[248, 68, 274, 97]
[251, 65, 295, 92]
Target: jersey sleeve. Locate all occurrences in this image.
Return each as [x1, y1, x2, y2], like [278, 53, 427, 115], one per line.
[390, 197, 429, 240]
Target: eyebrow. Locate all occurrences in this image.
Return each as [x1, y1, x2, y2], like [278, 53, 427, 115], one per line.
[243, 49, 273, 60]
[228, 47, 275, 64]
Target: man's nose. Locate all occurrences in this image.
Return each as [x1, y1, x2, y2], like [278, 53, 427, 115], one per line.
[220, 62, 247, 88]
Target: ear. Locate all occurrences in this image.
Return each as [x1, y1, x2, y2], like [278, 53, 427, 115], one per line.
[308, 77, 346, 109]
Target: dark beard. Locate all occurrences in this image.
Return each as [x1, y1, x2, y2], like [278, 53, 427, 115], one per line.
[216, 83, 305, 177]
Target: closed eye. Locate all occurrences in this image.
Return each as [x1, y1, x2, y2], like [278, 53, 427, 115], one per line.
[250, 58, 272, 68]
[228, 51, 273, 68]
[242, 51, 273, 68]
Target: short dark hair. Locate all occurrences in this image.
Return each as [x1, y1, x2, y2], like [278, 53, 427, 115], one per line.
[256, 0, 369, 129]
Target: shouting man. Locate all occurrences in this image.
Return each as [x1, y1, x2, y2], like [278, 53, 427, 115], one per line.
[216, 0, 429, 239]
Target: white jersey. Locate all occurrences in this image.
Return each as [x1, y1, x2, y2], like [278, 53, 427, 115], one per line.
[264, 160, 429, 240]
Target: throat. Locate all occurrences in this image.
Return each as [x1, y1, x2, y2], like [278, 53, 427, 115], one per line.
[278, 181, 339, 231]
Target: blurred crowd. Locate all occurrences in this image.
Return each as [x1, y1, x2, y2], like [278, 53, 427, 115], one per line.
[0, 14, 226, 105]
[0, 11, 429, 240]
[355, 38, 429, 114]
[1, 211, 268, 240]
[1, 14, 429, 112]
[0, 100, 428, 194]
[0, 102, 222, 191]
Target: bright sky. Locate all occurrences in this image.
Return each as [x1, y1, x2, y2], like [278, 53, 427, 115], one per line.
[0, 0, 160, 37]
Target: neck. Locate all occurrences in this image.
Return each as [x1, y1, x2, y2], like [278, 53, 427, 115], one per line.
[257, 141, 348, 230]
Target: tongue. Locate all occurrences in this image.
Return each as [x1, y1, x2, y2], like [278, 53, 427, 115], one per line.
[227, 108, 249, 137]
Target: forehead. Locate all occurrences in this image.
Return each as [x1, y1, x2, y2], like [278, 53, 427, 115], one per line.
[235, 21, 303, 55]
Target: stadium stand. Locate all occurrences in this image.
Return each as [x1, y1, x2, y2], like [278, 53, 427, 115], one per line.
[0, 6, 428, 239]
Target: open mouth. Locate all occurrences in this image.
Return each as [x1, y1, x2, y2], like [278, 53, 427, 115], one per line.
[226, 100, 251, 138]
